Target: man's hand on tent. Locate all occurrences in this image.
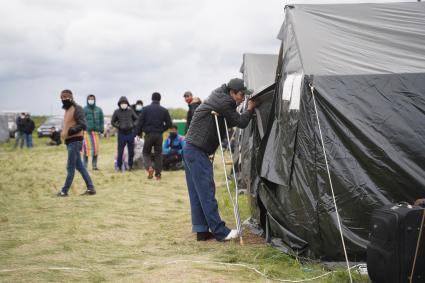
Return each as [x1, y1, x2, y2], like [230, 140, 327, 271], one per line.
[247, 100, 256, 111]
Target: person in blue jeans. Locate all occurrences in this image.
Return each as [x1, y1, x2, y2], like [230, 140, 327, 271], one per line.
[22, 113, 35, 148]
[57, 89, 96, 197]
[111, 96, 138, 171]
[184, 78, 256, 241]
[14, 113, 26, 149]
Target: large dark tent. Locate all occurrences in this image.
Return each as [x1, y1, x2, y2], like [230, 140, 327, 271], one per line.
[250, 2, 425, 261]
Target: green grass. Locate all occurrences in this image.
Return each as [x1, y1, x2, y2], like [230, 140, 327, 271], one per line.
[0, 135, 369, 282]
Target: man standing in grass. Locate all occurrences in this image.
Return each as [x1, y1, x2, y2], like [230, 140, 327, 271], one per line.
[22, 113, 35, 148]
[14, 113, 26, 149]
[183, 78, 256, 241]
[135, 92, 172, 180]
[83, 94, 104, 170]
[57, 90, 96, 197]
[112, 96, 138, 172]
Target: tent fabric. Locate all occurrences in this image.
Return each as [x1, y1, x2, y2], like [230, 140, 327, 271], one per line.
[233, 53, 278, 191]
[278, 2, 425, 76]
[0, 114, 10, 143]
[248, 2, 425, 261]
[240, 53, 278, 92]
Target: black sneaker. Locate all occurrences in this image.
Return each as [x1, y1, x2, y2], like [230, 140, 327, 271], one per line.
[56, 191, 68, 197]
[81, 189, 96, 196]
[92, 167, 99, 171]
[197, 232, 214, 241]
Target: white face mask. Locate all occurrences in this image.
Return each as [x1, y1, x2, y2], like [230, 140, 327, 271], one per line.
[88, 99, 95, 105]
[120, 103, 128, 110]
[136, 105, 142, 111]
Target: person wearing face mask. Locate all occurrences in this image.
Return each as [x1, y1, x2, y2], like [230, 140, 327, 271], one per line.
[162, 125, 185, 171]
[111, 96, 138, 171]
[134, 92, 172, 180]
[14, 112, 26, 149]
[183, 78, 256, 242]
[83, 94, 104, 170]
[131, 100, 144, 117]
[57, 89, 96, 197]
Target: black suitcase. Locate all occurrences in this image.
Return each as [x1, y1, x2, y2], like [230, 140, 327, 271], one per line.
[367, 203, 425, 283]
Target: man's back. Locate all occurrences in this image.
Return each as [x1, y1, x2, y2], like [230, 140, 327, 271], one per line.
[137, 102, 172, 134]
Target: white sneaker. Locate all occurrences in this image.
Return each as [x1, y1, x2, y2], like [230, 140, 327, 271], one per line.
[224, 229, 239, 241]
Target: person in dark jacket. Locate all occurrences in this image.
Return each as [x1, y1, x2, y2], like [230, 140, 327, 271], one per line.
[135, 92, 172, 180]
[22, 113, 35, 148]
[14, 113, 26, 149]
[183, 91, 201, 134]
[184, 78, 256, 241]
[131, 100, 144, 117]
[112, 96, 138, 171]
[83, 94, 104, 170]
[47, 126, 61, 146]
[57, 89, 96, 197]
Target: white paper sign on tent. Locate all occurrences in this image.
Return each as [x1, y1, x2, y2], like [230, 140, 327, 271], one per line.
[289, 74, 302, 111]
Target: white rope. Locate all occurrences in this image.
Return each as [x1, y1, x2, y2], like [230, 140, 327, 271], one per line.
[309, 83, 353, 283]
[143, 259, 365, 282]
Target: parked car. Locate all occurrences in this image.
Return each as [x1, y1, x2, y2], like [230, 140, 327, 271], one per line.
[37, 116, 63, 137]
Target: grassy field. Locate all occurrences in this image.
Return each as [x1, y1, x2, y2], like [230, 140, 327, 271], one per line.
[0, 121, 369, 282]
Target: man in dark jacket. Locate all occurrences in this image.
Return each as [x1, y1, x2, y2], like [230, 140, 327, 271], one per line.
[183, 91, 201, 134]
[14, 113, 26, 149]
[57, 89, 95, 197]
[112, 96, 138, 171]
[83, 94, 104, 170]
[22, 113, 35, 148]
[184, 78, 256, 242]
[131, 100, 144, 117]
[135, 92, 172, 180]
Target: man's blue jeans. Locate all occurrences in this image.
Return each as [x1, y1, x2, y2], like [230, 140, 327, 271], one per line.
[117, 132, 134, 169]
[25, 134, 33, 148]
[14, 131, 24, 149]
[62, 140, 94, 193]
[183, 143, 230, 240]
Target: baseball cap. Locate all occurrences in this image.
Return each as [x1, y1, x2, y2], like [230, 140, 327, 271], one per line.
[227, 78, 247, 93]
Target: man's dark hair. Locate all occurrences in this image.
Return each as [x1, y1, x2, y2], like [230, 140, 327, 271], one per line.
[170, 124, 178, 130]
[152, 92, 161, 101]
[61, 89, 73, 95]
[87, 94, 95, 99]
[136, 99, 143, 106]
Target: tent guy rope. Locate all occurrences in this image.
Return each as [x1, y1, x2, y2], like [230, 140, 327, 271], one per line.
[309, 83, 353, 283]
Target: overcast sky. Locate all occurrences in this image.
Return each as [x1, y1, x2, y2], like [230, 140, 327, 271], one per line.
[0, 0, 416, 115]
